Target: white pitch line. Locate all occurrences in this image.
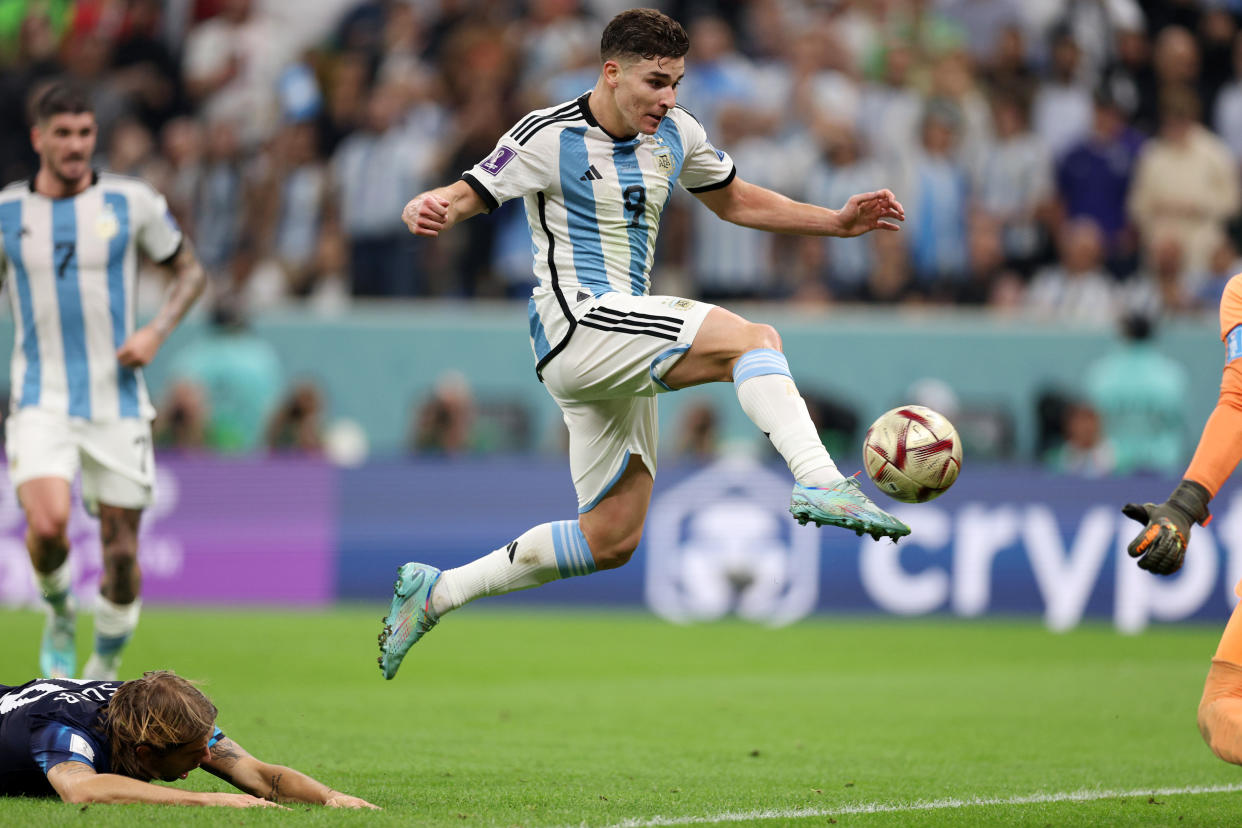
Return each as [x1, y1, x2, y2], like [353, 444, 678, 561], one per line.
[566, 783, 1242, 828]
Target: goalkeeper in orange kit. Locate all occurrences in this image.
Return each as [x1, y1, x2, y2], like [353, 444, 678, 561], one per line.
[1123, 271, 1242, 764]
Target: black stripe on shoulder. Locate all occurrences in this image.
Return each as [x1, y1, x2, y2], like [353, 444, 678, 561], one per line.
[155, 238, 183, 267]
[686, 165, 737, 194]
[674, 104, 703, 126]
[515, 113, 586, 147]
[511, 101, 580, 144]
[461, 173, 499, 214]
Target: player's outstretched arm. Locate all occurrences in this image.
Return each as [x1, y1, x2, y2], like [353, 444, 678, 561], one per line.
[693, 178, 904, 237]
[117, 238, 207, 368]
[202, 736, 379, 809]
[402, 180, 487, 238]
[46, 760, 283, 808]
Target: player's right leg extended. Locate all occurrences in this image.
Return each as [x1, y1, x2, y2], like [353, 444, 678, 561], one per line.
[20, 478, 77, 679]
[663, 309, 909, 540]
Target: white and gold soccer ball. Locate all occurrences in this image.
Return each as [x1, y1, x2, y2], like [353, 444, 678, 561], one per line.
[862, 405, 963, 503]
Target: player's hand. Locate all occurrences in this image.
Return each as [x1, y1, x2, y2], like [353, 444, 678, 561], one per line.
[116, 325, 164, 367]
[834, 189, 905, 237]
[1121, 479, 1212, 575]
[324, 791, 381, 809]
[402, 193, 451, 237]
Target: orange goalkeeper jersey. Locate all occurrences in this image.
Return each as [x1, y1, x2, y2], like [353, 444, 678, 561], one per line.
[1186, 273, 1242, 496]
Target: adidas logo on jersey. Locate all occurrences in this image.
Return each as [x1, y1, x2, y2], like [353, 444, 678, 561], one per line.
[579, 165, 603, 182]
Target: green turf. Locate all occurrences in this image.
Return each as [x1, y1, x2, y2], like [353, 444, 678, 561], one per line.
[1, 605, 1239, 826]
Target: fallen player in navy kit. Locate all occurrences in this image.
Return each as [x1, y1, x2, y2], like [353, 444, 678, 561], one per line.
[0, 671, 376, 808]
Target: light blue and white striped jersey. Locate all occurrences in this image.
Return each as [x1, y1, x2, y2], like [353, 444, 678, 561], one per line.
[461, 92, 735, 377]
[0, 172, 182, 421]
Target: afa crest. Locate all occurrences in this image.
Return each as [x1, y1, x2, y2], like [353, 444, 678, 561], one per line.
[653, 147, 673, 176]
[95, 205, 119, 240]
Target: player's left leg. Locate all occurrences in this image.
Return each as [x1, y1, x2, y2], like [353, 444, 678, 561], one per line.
[1198, 584, 1242, 764]
[84, 504, 143, 680]
[78, 420, 154, 681]
[662, 306, 909, 540]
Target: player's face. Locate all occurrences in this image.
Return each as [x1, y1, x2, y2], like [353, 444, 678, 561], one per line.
[141, 732, 213, 782]
[32, 112, 97, 187]
[612, 56, 683, 135]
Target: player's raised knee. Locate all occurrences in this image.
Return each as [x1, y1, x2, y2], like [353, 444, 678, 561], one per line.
[745, 322, 781, 353]
[585, 526, 643, 571]
[1198, 695, 1242, 765]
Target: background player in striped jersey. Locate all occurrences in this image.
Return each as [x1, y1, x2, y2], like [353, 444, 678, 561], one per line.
[379, 8, 910, 679]
[1121, 272, 1242, 767]
[0, 670, 377, 808]
[0, 81, 207, 681]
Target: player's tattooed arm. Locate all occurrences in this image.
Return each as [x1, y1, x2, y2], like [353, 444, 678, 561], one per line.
[202, 737, 378, 809]
[117, 238, 207, 367]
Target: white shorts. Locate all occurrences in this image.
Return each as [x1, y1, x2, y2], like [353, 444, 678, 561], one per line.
[539, 292, 715, 512]
[6, 408, 155, 512]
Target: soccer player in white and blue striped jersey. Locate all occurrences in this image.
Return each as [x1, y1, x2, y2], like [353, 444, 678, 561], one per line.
[0, 81, 207, 681]
[378, 9, 910, 679]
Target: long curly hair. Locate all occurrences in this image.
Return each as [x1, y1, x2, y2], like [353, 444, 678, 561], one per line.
[101, 670, 218, 779]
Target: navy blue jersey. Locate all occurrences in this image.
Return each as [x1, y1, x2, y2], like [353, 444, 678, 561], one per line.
[0, 678, 223, 797]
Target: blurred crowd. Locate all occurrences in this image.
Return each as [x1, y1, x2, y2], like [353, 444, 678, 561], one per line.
[4, 0, 1242, 319]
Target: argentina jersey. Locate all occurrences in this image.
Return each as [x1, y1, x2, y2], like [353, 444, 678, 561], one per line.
[0, 172, 182, 421]
[461, 92, 735, 374]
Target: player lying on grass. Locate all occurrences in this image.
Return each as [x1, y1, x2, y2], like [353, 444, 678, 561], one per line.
[378, 7, 909, 680]
[0, 670, 377, 808]
[1122, 271, 1242, 766]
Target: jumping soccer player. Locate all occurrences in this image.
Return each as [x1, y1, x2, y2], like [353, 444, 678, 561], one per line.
[379, 8, 909, 679]
[0, 670, 377, 808]
[0, 80, 206, 680]
[1122, 270, 1242, 765]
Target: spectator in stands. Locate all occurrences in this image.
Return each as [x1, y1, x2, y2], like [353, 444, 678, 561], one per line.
[1129, 83, 1239, 277]
[1044, 398, 1117, 478]
[409, 372, 477, 456]
[152, 380, 209, 452]
[971, 89, 1055, 277]
[1026, 217, 1118, 324]
[1032, 27, 1094, 162]
[672, 399, 720, 462]
[1055, 88, 1145, 278]
[1085, 312, 1189, 474]
[167, 295, 283, 455]
[266, 382, 326, 455]
[1128, 233, 1203, 317]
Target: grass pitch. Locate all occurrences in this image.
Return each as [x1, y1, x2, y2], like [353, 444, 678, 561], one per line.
[1, 605, 1239, 826]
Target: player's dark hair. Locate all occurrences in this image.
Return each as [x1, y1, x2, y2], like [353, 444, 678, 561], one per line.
[28, 79, 94, 126]
[600, 8, 689, 64]
[102, 670, 218, 780]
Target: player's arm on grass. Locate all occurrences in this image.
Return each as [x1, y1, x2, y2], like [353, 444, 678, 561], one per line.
[693, 177, 904, 238]
[401, 180, 487, 237]
[45, 760, 281, 808]
[117, 239, 207, 367]
[202, 735, 378, 809]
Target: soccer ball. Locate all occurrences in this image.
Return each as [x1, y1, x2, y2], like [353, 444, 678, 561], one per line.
[862, 405, 962, 503]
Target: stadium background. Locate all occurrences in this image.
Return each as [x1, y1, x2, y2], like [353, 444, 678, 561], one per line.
[2, 0, 1242, 632]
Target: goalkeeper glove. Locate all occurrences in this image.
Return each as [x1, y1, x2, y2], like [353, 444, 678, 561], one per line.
[1121, 479, 1213, 575]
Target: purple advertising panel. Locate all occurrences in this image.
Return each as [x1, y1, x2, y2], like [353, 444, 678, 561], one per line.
[0, 457, 335, 608]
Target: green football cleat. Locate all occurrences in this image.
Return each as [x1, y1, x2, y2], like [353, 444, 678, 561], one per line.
[790, 477, 911, 541]
[40, 610, 76, 679]
[377, 562, 442, 680]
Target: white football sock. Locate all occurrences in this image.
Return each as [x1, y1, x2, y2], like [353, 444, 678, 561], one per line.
[431, 521, 596, 617]
[92, 596, 141, 659]
[734, 348, 844, 488]
[34, 562, 74, 616]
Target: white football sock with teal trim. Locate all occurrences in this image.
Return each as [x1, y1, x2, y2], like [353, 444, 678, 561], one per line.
[734, 348, 844, 488]
[431, 520, 596, 617]
[35, 562, 74, 617]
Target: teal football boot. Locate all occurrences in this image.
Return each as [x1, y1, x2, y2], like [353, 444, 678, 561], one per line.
[790, 476, 911, 541]
[378, 563, 442, 680]
[40, 610, 76, 679]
